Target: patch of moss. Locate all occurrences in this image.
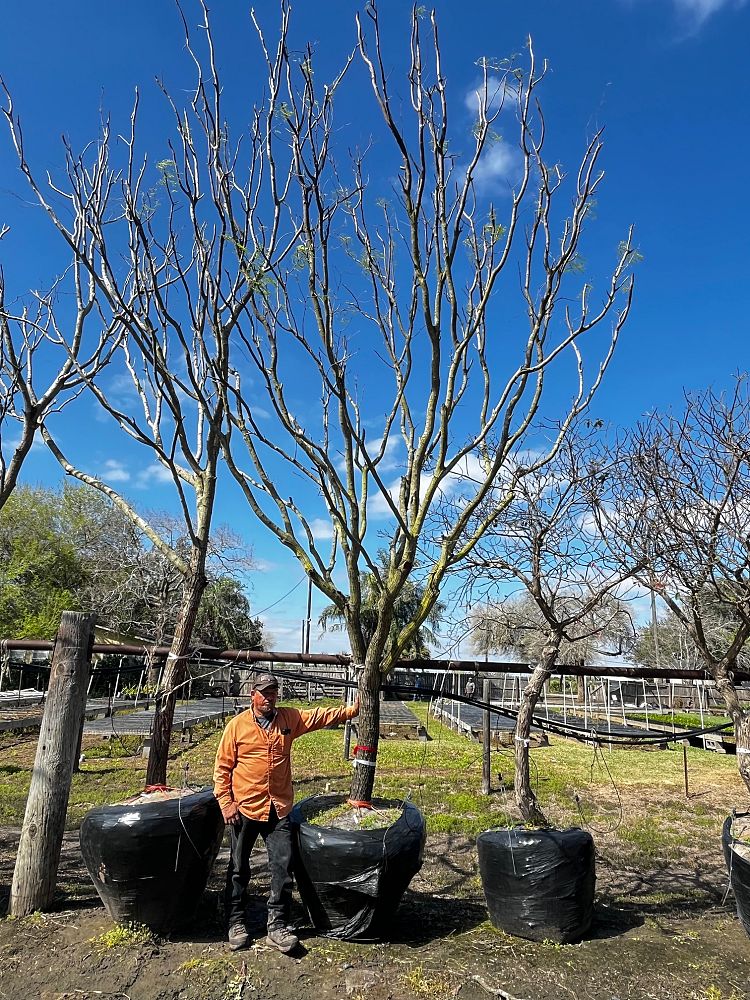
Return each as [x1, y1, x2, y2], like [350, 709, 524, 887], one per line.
[400, 964, 451, 997]
[89, 921, 154, 951]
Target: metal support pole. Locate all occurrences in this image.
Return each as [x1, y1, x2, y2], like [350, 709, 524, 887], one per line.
[134, 668, 144, 709]
[457, 672, 462, 731]
[481, 679, 491, 795]
[304, 576, 312, 656]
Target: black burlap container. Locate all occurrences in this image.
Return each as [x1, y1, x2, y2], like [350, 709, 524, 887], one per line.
[722, 812, 750, 937]
[291, 795, 426, 941]
[477, 826, 595, 943]
[79, 787, 224, 933]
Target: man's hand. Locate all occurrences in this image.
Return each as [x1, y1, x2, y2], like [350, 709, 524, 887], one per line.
[221, 802, 241, 826]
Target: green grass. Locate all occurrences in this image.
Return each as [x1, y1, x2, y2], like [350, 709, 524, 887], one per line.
[0, 697, 743, 867]
[617, 816, 691, 863]
[629, 711, 732, 730]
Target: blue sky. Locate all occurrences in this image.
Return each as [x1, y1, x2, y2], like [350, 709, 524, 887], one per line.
[1, 0, 748, 654]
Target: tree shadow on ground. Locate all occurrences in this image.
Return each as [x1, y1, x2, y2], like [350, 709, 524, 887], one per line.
[0, 765, 29, 777]
[390, 889, 487, 944]
[597, 853, 729, 913]
[588, 898, 645, 939]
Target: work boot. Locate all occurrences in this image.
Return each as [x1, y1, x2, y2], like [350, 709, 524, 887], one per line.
[266, 923, 299, 953]
[228, 922, 249, 951]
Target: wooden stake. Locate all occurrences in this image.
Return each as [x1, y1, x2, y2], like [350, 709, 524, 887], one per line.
[683, 740, 690, 799]
[10, 611, 95, 916]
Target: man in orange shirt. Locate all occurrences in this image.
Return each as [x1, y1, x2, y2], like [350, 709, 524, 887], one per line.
[213, 672, 359, 953]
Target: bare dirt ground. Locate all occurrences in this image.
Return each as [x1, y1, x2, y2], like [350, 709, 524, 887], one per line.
[0, 827, 749, 1000]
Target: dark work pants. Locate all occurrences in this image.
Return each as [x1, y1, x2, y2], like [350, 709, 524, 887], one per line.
[225, 804, 294, 930]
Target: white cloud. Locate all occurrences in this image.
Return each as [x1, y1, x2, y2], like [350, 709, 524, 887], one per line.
[671, 0, 747, 25]
[335, 433, 404, 476]
[310, 518, 335, 541]
[135, 462, 175, 488]
[250, 557, 278, 573]
[101, 459, 130, 483]
[367, 453, 491, 520]
[462, 73, 522, 196]
[0, 429, 44, 454]
[464, 75, 518, 118]
[471, 142, 522, 194]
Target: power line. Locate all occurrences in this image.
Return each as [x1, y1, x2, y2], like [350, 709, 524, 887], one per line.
[253, 576, 307, 617]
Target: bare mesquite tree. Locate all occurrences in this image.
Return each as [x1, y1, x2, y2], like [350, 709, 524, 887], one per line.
[464, 431, 637, 823]
[0, 6, 263, 783]
[216, 4, 637, 803]
[605, 379, 750, 792]
[1, 2, 636, 798]
[0, 226, 116, 510]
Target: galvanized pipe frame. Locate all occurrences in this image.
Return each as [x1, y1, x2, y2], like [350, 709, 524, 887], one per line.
[1, 638, 747, 684]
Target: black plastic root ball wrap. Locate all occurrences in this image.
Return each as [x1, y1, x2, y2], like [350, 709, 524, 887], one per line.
[478, 826, 595, 943]
[80, 787, 224, 933]
[722, 812, 750, 936]
[291, 795, 426, 941]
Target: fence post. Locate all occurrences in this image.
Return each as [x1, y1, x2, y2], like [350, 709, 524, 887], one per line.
[10, 611, 95, 916]
[481, 678, 491, 795]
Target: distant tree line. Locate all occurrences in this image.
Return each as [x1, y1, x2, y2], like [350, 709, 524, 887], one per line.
[0, 484, 263, 651]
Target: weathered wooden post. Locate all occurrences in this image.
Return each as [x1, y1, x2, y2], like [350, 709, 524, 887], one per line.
[10, 611, 95, 915]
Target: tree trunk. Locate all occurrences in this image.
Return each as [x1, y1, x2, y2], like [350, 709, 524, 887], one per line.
[713, 660, 750, 794]
[10, 611, 95, 915]
[348, 660, 381, 804]
[575, 670, 585, 705]
[145, 556, 207, 786]
[514, 640, 560, 826]
[735, 713, 750, 793]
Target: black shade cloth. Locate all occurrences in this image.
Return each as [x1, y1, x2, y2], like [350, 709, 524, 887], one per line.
[478, 826, 595, 943]
[80, 787, 224, 933]
[722, 811, 750, 937]
[291, 795, 425, 941]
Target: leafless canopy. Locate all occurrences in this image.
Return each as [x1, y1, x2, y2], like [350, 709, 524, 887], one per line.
[606, 379, 750, 673]
[459, 425, 640, 823]
[219, 3, 637, 681]
[604, 378, 750, 789]
[0, 209, 116, 510]
[0, 1, 259, 782]
[464, 428, 637, 661]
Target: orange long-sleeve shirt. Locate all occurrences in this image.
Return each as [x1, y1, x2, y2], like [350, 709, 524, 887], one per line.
[213, 702, 358, 820]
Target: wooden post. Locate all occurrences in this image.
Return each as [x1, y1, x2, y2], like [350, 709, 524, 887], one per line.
[10, 611, 95, 916]
[481, 678, 491, 795]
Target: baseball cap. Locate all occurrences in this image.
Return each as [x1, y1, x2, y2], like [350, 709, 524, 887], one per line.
[252, 672, 279, 692]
